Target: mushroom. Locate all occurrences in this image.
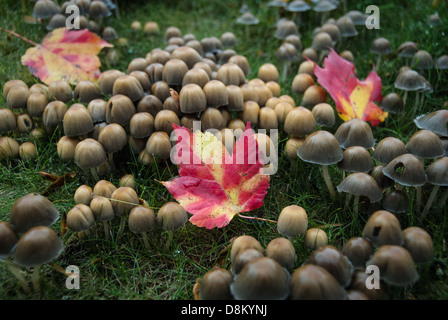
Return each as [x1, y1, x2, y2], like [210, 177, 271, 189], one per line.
[93, 179, 117, 198]
[0, 136, 19, 160]
[382, 189, 409, 214]
[372, 137, 407, 165]
[236, 11, 259, 39]
[402, 227, 433, 264]
[366, 245, 419, 287]
[74, 138, 107, 181]
[89, 196, 114, 240]
[334, 119, 375, 150]
[98, 123, 128, 169]
[362, 210, 403, 247]
[297, 130, 343, 198]
[198, 268, 233, 300]
[414, 109, 448, 137]
[74, 185, 93, 205]
[311, 103, 335, 127]
[106, 94, 136, 127]
[285, 0, 310, 25]
[313, 0, 338, 25]
[341, 237, 373, 269]
[265, 237, 297, 269]
[128, 206, 156, 250]
[289, 264, 347, 300]
[110, 187, 140, 238]
[32, 0, 60, 20]
[394, 69, 426, 108]
[0, 221, 31, 293]
[421, 157, 448, 219]
[157, 202, 188, 249]
[232, 248, 264, 275]
[9, 193, 59, 234]
[370, 37, 393, 70]
[338, 146, 373, 179]
[230, 235, 264, 265]
[276, 42, 299, 81]
[0, 109, 17, 134]
[277, 205, 308, 238]
[301, 85, 327, 108]
[230, 257, 290, 300]
[13, 226, 63, 293]
[304, 227, 328, 250]
[258, 63, 279, 83]
[66, 203, 96, 238]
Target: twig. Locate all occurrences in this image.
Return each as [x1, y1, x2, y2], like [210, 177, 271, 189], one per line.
[0, 27, 39, 46]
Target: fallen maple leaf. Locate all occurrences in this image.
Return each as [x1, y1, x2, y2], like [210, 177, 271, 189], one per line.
[160, 123, 270, 229]
[313, 49, 387, 127]
[20, 27, 112, 85]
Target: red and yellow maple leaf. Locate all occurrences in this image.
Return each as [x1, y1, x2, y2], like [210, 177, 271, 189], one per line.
[313, 49, 387, 127]
[160, 123, 270, 229]
[21, 27, 112, 85]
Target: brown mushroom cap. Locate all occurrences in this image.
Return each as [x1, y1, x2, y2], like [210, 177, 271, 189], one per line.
[63, 104, 94, 137]
[265, 237, 297, 269]
[304, 228, 328, 250]
[156, 202, 188, 231]
[362, 210, 403, 247]
[289, 264, 347, 300]
[13, 226, 63, 268]
[232, 248, 264, 275]
[336, 172, 383, 203]
[414, 109, 448, 137]
[402, 227, 433, 264]
[230, 257, 290, 300]
[89, 196, 115, 221]
[230, 235, 264, 264]
[0, 221, 19, 259]
[372, 137, 407, 164]
[110, 187, 139, 217]
[366, 245, 419, 286]
[128, 206, 156, 233]
[341, 237, 373, 269]
[334, 119, 375, 149]
[93, 180, 117, 198]
[338, 146, 373, 173]
[199, 268, 233, 300]
[405, 129, 445, 159]
[0, 109, 17, 133]
[146, 131, 172, 159]
[382, 153, 427, 187]
[305, 245, 353, 287]
[0, 136, 20, 160]
[382, 189, 409, 213]
[277, 205, 308, 238]
[74, 185, 93, 205]
[74, 138, 107, 169]
[106, 94, 136, 127]
[66, 204, 95, 232]
[297, 130, 343, 165]
[10, 193, 59, 234]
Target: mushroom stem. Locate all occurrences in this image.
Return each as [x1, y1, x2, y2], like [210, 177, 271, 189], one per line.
[413, 92, 420, 116]
[415, 186, 422, 213]
[421, 185, 440, 220]
[31, 264, 41, 293]
[402, 90, 408, 107]
[3, 259, 31, 294]
[321, 165, 335, 198]
[282, 61, 290, 81]
[163, 230, 174, 251]
[103, 220, 110, 240]
[117, 216, 126, 239]
[376, 55, 382, 71]
[108, 153, 116, 171]
[90, 167, 100, 182]
[353, 195, 360, 216]
[142, 232, 151, 250]
[344, 193, 352, 209]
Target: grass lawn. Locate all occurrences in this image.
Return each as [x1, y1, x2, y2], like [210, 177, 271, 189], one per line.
[0, 0, 447, 300]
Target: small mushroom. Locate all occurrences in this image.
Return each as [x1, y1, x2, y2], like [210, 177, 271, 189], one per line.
[277, 205, 308, 238]
[128, 206, 156, 250]
[304, 227, 328, 250]
[265, 237, 297, 269]
[89, 196, 114, 240]
[341, 237, 374, 269]
[198, 268, 233, 300]
[157, 202, 188, 249]
[402, 227, 433, 264]
[362, 210, 403, 247]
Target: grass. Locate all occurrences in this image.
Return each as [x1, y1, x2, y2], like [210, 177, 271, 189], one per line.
[1, 0, 448, 300]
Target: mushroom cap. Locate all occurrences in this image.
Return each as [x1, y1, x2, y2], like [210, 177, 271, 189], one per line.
[63, 104, 94, 137]
[289, 264, 347, 300]
[106, 94, 136, 127]
[236, 12, 259, 25]
[128, 206, 156, 233]
[265, 237, 297, 269]
[305, 245, 353, 287]
[110, 187, 139, 217]
[112, 75, 145, 102]
[276, 42, 299, 62]
[313, 0, 337, 12]
[394, 69, 426, 91]
[66, 204, 95, 232]
[230, 257, 290, 300]
[370, 37, 393, 55]
[232, 248, 265, 275]
[0, 221, 19, 260]
[406, 129, 445, 159]
[337, 172, 383, 203]
[74, 138, 107, 169]
[156, 202, 188, 231]
[425, 157, 448, 186]
[230, 235, 264, 264]
[380, 92, 403, 114]
[372, 137, 407, 164]
[411, 50, 434, 69]
[74, 185, 93, 205]
[382, 153, 427, 187]
[146, 131, 172, 159]
[93, 180, 117, 198]
[32, 0, 60, 19]
[284, 107, 316, 138]
[336, 16, 358, 37]
[0, 109, 17, 133]
[274, 20, 299, 40]
[334, 119, 375, 149]
[199, 268, 233, 300]
[10, 193, 60, 234]
[179, 83, 207, 114]
[286, 0, 310, 12]
[0, 136, 20, 160]
[414, 109, 448, 137]
[338, 146, 372, 173]
[362, 210, 404, 247]
[345, 10, 368, 25]
[341, 237, 374, 269]
[304, 228, 328, 250]
[402, 227, 433, 264]
[436, 55, 448, 69]
[397, 41, 418, 58]
[89, 196, 115, 221]
[297, 130, 343, 165]
[366, 245, 419, 286]
[311, 32, 334, 51]
[348, 270, 388, 300]
[13, 226, 63, 268]
[382, 189, 409, 213]
[277, 205, 308, 237]
[98, 123, 128, 153]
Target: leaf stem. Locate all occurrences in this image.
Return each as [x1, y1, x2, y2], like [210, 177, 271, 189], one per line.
[238, 214, 277, 224]
[0, 27, 39, 46]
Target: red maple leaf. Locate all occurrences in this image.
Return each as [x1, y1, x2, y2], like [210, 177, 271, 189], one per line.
[313, 49, 387, 127]
[160, 123, 270, 229]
